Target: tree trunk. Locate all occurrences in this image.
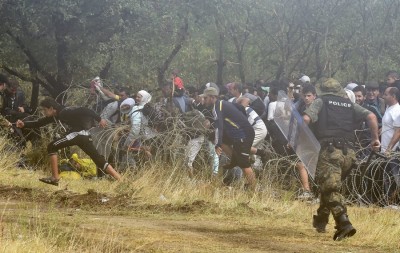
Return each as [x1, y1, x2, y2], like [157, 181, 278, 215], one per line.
[315, 41, 323, 80]
[100, 57, 113, 80]
[362, 47, 369, 82]
[30, 81, 39, 111]
[237, 50, 245, 84]
[157, 17, 189, 87]
[216, 31, 225, 87]
[275, 64, 285, 80]
[232, 37, 246, 84]
[53, 12, 72, 102]
[29, 64, 39, 111]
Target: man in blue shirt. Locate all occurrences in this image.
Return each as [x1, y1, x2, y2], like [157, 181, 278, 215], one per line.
[202, 87, 256, 188]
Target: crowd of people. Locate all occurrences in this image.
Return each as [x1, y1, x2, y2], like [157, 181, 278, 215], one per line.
[0, 69, 399, 241]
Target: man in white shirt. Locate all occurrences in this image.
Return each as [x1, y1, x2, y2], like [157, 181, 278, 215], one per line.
[381, 87, 400, 153]
[267, 87, 278, 121]
[380, 87, 400, 203]
[227, 82, 242, 102]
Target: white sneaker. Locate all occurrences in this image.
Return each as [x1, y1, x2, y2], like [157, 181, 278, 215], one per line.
[384, 205, 400, 210]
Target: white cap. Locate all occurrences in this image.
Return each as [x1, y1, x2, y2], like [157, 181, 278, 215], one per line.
[92, 76, 100, 82]
[345, 83, 358, 91]
[299, 75, 310, 83]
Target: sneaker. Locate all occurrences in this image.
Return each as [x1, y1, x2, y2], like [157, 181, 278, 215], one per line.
[39, 177, 59, 186]
[296, 191, 314, 201]
[383, 205, 400, 210]
[249, 155, 256, 164]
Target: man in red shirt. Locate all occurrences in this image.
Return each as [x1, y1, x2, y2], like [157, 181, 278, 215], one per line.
[171, 69, 185, 97]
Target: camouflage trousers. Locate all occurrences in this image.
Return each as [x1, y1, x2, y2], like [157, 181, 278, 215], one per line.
[315, 147, 356, 217]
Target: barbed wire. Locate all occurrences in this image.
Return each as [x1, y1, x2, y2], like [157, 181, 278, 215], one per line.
[11, 85, 400, 206]
[343, 151, 400, 206]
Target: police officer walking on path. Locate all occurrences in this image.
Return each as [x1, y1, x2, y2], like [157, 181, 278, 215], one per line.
[302, 78, 380, 241]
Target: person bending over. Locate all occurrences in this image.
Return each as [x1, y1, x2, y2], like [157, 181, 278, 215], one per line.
[16, 97, 122, 186]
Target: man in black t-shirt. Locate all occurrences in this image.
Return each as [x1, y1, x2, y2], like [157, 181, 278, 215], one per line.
[16, 97, 122, 186]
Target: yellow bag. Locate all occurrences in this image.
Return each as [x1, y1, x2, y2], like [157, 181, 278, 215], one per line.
[70, 153, 97, 178]
[59, 171, 82, 180]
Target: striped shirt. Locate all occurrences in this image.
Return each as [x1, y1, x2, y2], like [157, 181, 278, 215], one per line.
[245, 107, 262, 127]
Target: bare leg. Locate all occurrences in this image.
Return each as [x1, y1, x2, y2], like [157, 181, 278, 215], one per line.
[296, 162, 310, 191]
[49, 154, 60, 180]
[242, 167, 256, 190]
[105, 164, 122, 180]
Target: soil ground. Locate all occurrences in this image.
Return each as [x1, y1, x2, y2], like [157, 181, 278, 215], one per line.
[0, 185, 393, 253]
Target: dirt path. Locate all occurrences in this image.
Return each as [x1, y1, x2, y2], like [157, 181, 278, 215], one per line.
[0, 196, 387, 253]
[76, 214, 386, 253]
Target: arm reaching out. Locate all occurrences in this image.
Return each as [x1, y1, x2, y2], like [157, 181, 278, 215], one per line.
[365, 112, 380, 152]
[16, 119, 25, 128]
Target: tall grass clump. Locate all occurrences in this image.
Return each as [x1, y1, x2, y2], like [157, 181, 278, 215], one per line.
[0, 202, 128, 253]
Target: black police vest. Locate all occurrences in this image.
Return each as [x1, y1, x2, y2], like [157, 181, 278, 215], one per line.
[315, 95, 355, 141]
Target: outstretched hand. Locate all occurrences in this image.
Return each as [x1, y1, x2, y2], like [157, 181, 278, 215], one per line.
[371, 139, 381, 153]
[99, 119, 108, 128]
[16, 120, 24, 128]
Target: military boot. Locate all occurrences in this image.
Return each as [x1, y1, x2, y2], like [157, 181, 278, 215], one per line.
[313, 206, 329, 233]
[333, 214, 356, 241]
[313, 214, 329, 233]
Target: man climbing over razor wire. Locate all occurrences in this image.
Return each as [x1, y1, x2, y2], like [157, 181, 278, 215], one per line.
[302, 78, 380, 241]
[16, 97, 122, 186]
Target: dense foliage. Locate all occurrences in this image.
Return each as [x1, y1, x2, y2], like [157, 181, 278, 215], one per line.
[1, 0, 400, 97]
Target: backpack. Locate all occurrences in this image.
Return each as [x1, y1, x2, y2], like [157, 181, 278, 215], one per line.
[59, 153, 97, 179]
[249, 97, 266, 116]
[242, 93, 265, 116]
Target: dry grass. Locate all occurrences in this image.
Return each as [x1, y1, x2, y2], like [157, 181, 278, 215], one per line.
[0, 134, 398, 252]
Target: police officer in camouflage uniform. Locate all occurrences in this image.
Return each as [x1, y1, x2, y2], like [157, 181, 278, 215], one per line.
[303, 78, 380, 241]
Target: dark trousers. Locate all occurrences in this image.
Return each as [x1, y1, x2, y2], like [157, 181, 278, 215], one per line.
[224, 128, 255, 169]
[47, 134, 108, 170]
